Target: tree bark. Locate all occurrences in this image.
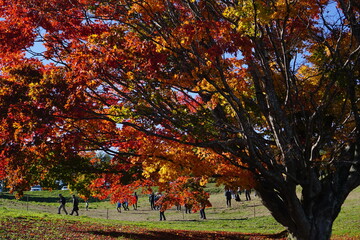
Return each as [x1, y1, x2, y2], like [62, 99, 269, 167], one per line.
[258, 187, 339, 240]
[256, 163, 357, 240]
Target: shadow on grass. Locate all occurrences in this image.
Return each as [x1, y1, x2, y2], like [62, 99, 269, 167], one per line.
[0, 192, 105, 204]
[0, 193, 59, 203]
[84, 229, 288, 240]
[172, 218, 249, 222]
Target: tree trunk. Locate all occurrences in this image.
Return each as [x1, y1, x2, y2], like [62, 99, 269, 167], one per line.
[257, 181, 343, 240]
[287, 214, 334, 240]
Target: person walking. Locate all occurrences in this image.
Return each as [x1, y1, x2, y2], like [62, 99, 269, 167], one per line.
[185, 203, 192, 214]
[154, 192, 161, 210]
[159, 208, 166, 221]
[225, 189, 232, 207]
[149, 193, 155, 210]
[85, 200, 89, 211]
[70, 194, 79, 216]
[199, 198, 211, 220]
[58, 194, 68, 215]
[122, 199, 129, 211]
[245, 189, 251, 201]
[133, 192, 138, 210]
[175, 202, 181, 211]
[116, 202, 122, 213]
[200, 205, 206, 219]
[236, 187, 242, 201]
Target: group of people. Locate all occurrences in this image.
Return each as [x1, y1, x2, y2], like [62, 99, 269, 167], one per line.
[148, 192, 162, 210]
[116, 192, 166, 221]
[115, 191, 219, 221]
[148, 192, 167, 220]
[58, 189, 254, 220]
[149, 193, 209, 221]
[225, 188, 253, 208]
[117, 192, 139, 213]
[58, 194, 80, 216]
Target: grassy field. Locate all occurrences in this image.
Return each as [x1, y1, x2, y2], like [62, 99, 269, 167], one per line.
[0, 185, 359, 239]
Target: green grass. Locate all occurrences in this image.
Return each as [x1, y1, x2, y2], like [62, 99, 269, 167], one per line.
[0, 190, 109, 209]
[131, 216, 283, 233]
[0, 187, 285, 234]
[0, 186, 359, 238]
[332, 198, 360, 237]
[0, 206, 283, 234]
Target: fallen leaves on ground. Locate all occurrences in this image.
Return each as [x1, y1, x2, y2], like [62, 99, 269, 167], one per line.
[0, 216, 287, 240]
[0, 216, 356, 239]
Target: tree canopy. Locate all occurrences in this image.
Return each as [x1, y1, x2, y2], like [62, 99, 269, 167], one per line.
[0, 0, 359, 239]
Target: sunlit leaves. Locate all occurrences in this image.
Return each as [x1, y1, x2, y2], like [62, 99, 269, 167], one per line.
[0, 3, 359, 237]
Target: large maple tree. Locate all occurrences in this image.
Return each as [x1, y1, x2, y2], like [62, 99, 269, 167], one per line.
[1, 0, 359, 239]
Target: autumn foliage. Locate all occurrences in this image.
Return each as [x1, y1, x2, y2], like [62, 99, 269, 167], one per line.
[0, 0, 359, 239]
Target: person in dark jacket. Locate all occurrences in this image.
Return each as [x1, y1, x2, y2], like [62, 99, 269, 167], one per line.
[149, 193, 155, 210]
[225, 189, 232, 207]
[159, 209, 166, 221]
[245, 189, 251, 201]
[70, 194, 79, 216]
[58, 194, 68, 215]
